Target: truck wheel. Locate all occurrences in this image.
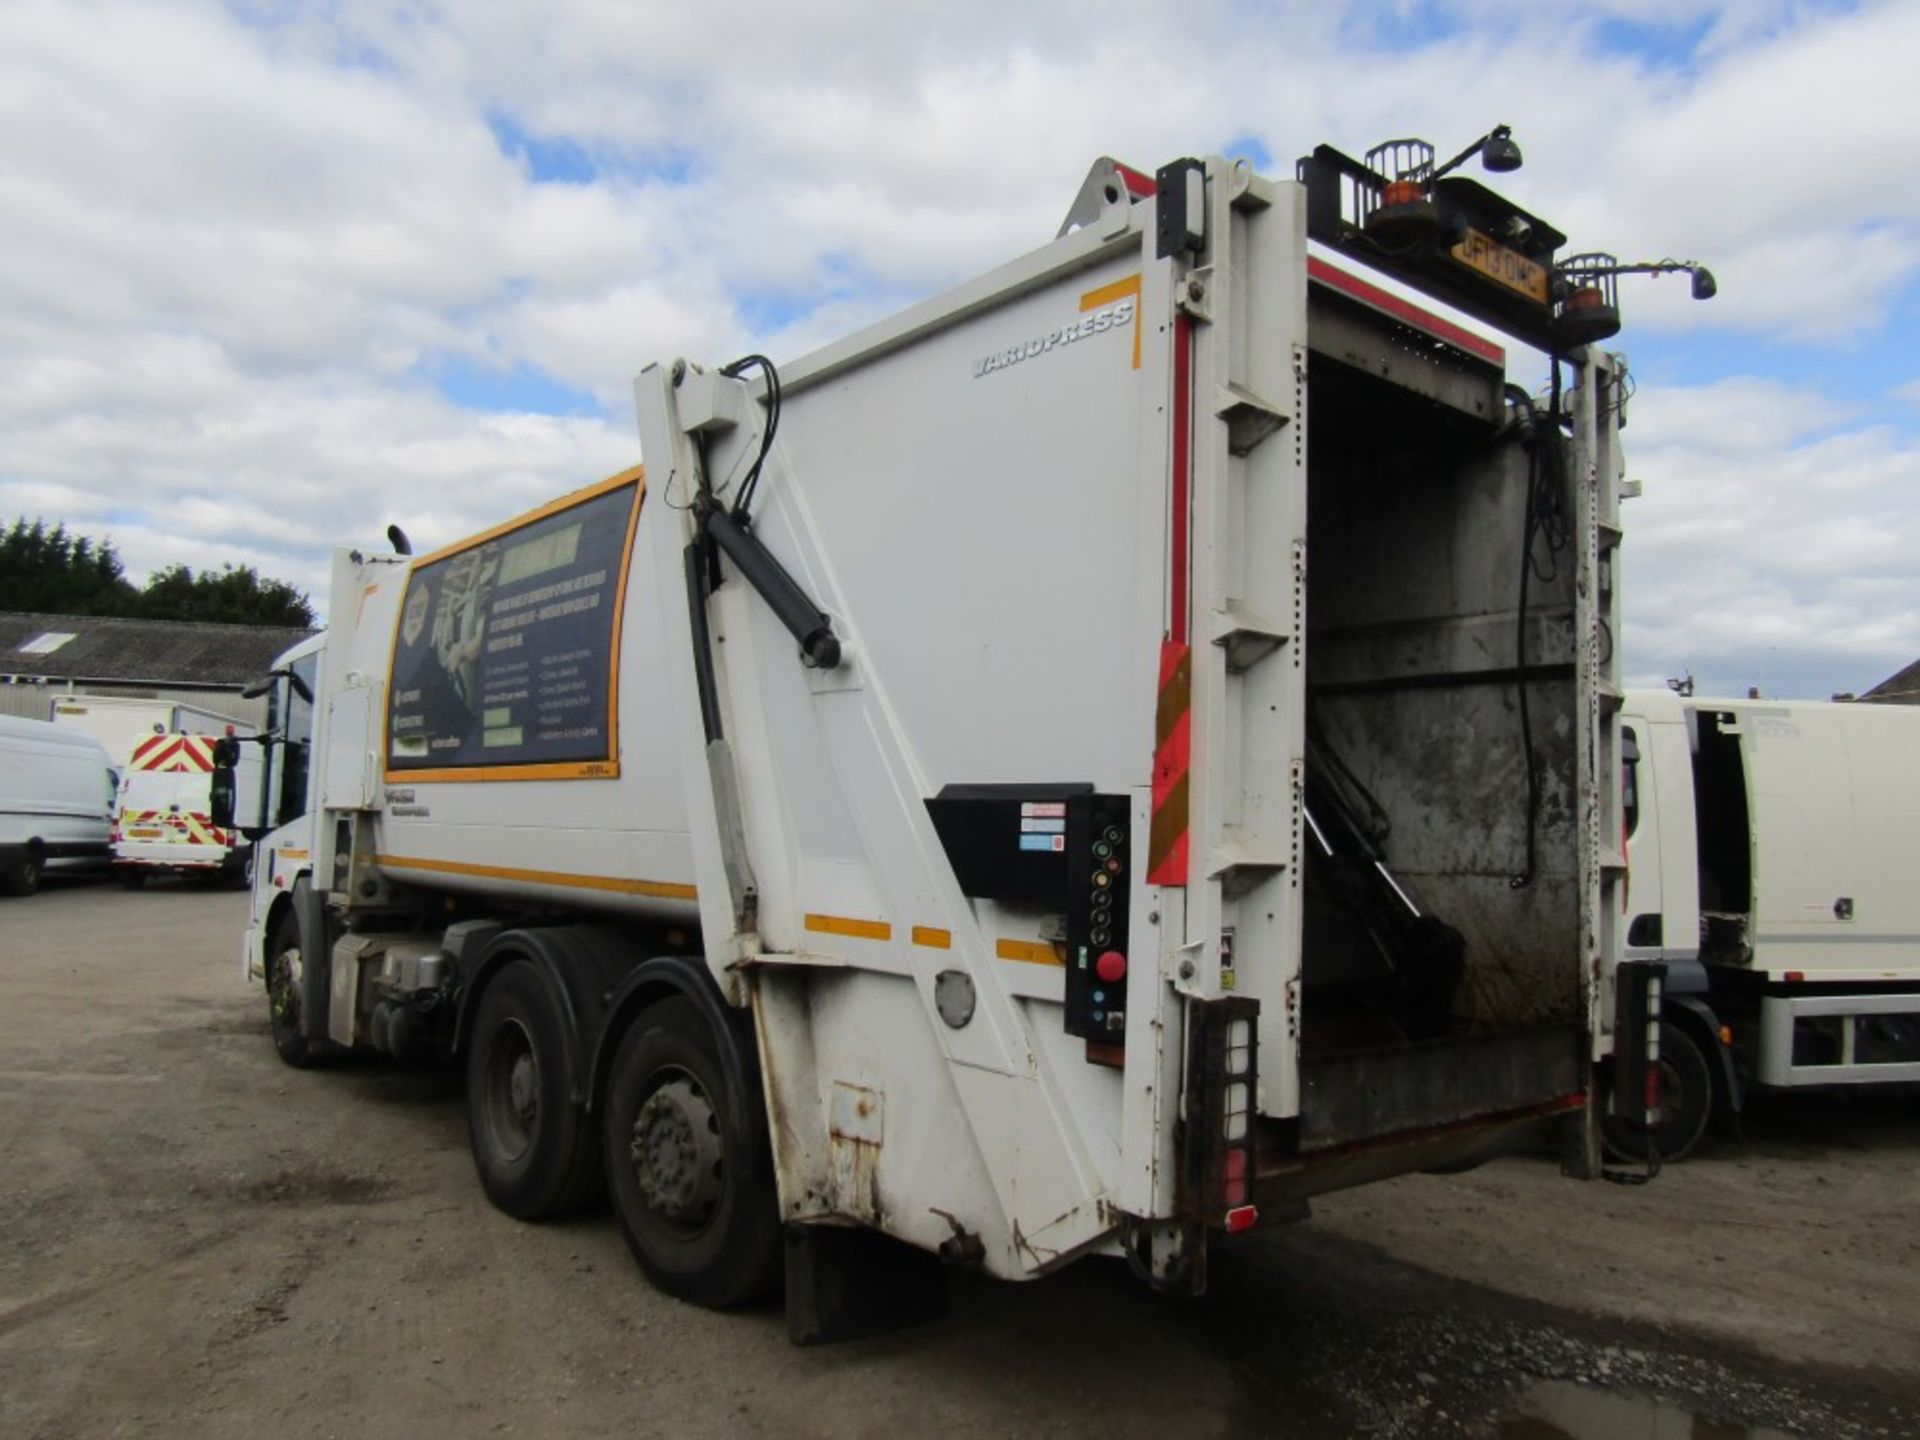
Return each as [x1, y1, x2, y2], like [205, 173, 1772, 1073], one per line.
[602, 997, 781, 1308]
[266, 909, 321, 1068]
[1605, 1020, 1713, 1164]
[3, 845, 42, 897]
[465, 961, 602, 1220]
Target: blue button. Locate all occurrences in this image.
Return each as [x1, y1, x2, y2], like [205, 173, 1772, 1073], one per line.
[1091, 1009, 1105, 1023]
[1093, 989, 1106, 1004]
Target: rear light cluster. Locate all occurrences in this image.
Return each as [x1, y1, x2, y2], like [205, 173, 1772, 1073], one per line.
[1182, 995, 1261, 1235]
[1611, 960, 1667, 1128]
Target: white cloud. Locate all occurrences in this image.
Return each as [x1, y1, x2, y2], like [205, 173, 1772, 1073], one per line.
[0, 0, 1915, 703]
[1621, 377, 1920, 697]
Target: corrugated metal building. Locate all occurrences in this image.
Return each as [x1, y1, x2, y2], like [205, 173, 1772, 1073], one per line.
[0, 611, 317, 728]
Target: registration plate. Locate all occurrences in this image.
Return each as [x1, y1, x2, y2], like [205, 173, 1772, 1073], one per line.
[126, 828, 163, 839]
[1451, 229, 1549, 305]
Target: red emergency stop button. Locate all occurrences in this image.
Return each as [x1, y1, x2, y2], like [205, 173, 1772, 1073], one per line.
[1096, 950, 1127, 983]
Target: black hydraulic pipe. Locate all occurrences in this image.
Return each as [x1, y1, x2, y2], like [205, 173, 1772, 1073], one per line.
[702, 506, 842, 670]
[683, 540, 726, 745]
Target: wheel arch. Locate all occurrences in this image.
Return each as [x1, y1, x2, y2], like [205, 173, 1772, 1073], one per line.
[454, 926, 637, 1108]
[259, 888, 298, 983]
[588, 955, 761, 1134]
[1664, 980, 1741, 1119]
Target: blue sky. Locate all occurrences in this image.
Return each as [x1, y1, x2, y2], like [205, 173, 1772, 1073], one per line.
[1, 0, 1916, 699]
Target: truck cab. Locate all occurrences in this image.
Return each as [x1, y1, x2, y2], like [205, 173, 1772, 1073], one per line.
[1622, 690, 1920, 1158]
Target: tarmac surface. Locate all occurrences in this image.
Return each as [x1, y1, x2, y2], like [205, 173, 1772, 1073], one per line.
[2, 881, 1916, 1438]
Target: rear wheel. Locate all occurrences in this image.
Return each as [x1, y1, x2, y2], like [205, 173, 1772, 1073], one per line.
[465, 960, 602, 1220]
[602, 997, 781, 1308]
[266, 909, 321, 1067]
[3, 845, 42, 897]
[1605, 1020, 1713, 1163]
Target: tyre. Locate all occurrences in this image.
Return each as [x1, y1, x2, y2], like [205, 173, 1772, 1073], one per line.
[1605, 1020, 1713, 1163]
[3, 846, 42, 897]
[266, 908, 322, 1068]
[465, 960, 602, 1220]
[602, 996, 781, 1308]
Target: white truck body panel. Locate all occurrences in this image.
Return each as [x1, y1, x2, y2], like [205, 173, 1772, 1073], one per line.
[1627, 693, 1920, 983]
[49, 694, 247, 764]
[1624, 690, 1920, 1089]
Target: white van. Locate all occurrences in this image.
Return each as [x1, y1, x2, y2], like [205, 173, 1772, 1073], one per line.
[112, 731, 263, 885]
[0, 715, 118, 895]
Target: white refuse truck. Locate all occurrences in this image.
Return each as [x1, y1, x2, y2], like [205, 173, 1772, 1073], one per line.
[1618, 689, 1920, 1160]
[234, 141, 1689, 1337]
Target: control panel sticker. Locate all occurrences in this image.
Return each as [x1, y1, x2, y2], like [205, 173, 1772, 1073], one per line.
[1019, 834, 1068, 852]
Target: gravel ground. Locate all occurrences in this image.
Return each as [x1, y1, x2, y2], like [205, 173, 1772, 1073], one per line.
[1, 881, 1915, 1438]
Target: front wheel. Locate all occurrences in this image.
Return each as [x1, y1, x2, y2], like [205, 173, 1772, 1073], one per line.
[602, 997, 781, 1308]
[1604, 1020, 1713, 1164]
[265, 909, 322, 1067]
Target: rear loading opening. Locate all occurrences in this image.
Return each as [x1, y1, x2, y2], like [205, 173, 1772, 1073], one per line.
[1294, 354, 1582, 1152]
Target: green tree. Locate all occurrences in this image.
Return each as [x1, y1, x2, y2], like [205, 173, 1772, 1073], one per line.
[135, 562, 315, 627]
[2, 516, 315, 627]
[0, 518, 138, 614]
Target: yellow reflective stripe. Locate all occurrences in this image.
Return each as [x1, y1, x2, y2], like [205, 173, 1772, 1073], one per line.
[372, 852, 695, 901]
[996, 938, 1063, 966]
[804, 913, 893, 942]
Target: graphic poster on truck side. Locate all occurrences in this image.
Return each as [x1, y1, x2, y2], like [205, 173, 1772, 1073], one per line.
[385, 470, 643, 781]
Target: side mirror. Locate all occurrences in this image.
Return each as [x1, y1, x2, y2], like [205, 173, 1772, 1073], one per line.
[209, 736, 241, 829]
[243, 666, 314, 704]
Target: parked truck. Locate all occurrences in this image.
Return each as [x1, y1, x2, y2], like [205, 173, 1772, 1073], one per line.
[49, 693, 249, 762]
[232, 140, 1685, 1336]
[1617, 689, 1920, 1160]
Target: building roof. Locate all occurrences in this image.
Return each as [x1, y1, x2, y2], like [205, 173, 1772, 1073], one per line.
[0, 611, 317, 689]
[1860, 658, 1920, 705]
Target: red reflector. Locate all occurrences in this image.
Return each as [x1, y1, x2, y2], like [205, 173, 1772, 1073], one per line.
[1785, 970, 1804, 983]
[1224, 1205, 1258, 1234]
[1224, 1148, 1247, 1181]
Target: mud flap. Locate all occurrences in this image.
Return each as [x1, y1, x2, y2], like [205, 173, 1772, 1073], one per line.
[291, 876, 331, 1045]
[784, 1224, 948, 1346]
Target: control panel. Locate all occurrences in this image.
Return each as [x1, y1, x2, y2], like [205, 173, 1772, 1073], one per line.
[1063, 793, 1131, 1044]
[926, 783, 1134, 1050]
